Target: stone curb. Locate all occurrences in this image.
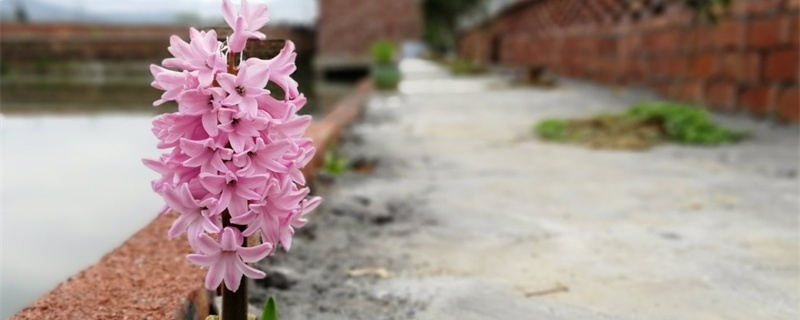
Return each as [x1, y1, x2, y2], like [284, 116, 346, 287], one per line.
[11, 79, 373, 319]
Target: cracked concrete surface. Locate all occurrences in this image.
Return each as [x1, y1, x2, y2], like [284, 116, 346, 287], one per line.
[338, 59, 799, 320]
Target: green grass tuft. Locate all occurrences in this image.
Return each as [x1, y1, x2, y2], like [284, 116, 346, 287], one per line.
[448, 59, 486, 75]
[534, 101, 745, 150]
[625, 102, 745, 145]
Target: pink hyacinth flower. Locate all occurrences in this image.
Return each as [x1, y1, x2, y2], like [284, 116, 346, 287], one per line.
[232, 179, 306, 235]
[177, 87, 227, 136]
[222, 0, 269, 52]
[187, 227, 272, 291]
[163, 28, 227, 87]
[217, 108, 269, 153]
[280, 196, 321, 250]
[249, 41, 299, 99]
[150, 65, 188, 106]
[199, 165, 268, 217]
[146, 0, 322, 293]
[231, 137, 291, 175]
[164, 183, 221, 240]
[216, 61, 270, 119]
[179, 138, 233, 173]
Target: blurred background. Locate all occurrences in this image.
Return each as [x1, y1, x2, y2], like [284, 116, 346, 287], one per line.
[1, 0, 797, 317]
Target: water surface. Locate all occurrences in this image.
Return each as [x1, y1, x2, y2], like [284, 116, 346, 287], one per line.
[1, 114, 164, 318]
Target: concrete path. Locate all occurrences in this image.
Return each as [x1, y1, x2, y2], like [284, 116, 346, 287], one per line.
[337, 59, 799, 320]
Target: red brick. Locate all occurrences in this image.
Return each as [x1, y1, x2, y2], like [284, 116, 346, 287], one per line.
[714, 20, 746, 49]
[678, 81, 705, 102]
[690, 53, 718, 79]
[652, 84, 669, 96]
[719, 52, 762, 82]
[786, 14, 799, 45]
[652, 56, 688, 79]
[687, 26, 715, 52]
[644, 30, 680, 53]
[748, 18, 784, 48]
[317, 0, 422, 57]
[706, 82, 738, 109]
[776, 87, 800, 122]
[732, 0, 783, 15]
[739, 85, 778, 115]
[764, 47, 799, 81]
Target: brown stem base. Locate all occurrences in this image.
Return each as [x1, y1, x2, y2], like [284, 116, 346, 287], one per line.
[221, 280, 248, 320]
[221, 210, 248, 320]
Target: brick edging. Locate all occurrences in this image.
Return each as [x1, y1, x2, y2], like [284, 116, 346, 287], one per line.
[11, 79, 373, 319]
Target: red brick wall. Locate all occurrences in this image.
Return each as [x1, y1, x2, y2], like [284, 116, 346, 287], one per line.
[0, 23, 314, 63]
[317, 0, 422, 59]
[459, 0, 800, 122]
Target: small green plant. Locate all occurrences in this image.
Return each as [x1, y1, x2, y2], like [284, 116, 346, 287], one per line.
[534, 101, 745, 150]
[261, 296, 278, 320]
[371, 40, 395, 65]
[370, 40, 401, 90]
[321, 148, 349, 176]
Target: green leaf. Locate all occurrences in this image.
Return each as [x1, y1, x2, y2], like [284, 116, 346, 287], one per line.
[262, 296, 278, 320]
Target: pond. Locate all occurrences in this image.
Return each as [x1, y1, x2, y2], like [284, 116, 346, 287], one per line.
[0, 59, 355, 318]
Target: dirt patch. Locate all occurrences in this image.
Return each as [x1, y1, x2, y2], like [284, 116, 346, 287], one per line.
[543, 116, 664, 150]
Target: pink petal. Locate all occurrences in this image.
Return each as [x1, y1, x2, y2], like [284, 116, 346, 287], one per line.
[221, 91, 243, 106]
[238, 242, 272, 263]
[228, 132, 247, 153]
[276, 115, 311, 138]
[162, 185, 191, 214]
[195, 233, 221, 254]
[168, 211, 196, 238]
[260, 139, 291, 160]
[222, 0, 237, 29]
[280, 230, 293, 251]
[205, 260, 226, 290]
[243, 0, 269, 30]
[228, 196, 250, 217]
[179, 138, 209, 157]
[201, 215, 221, 234]
[220, 227, 240, 251]
[242, 61, 271, 88]
[187, 252, 220, 266]
[236, 259, 266, 279]
[200, 173, 226, 194]
[239, 96, 259, 118]
[235, 186, 262, 200]
[228, 18, 248, 53]
[216, 73, 237, 93]
[303, 196, 322, 214]
[289, 168, 306, 185]
[202, 112, 220, 137]
[230, 208, 256, 225]
[142, 158, 170, 175]
[217, 188, 233, 212]
[223, 258, 243, 291]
